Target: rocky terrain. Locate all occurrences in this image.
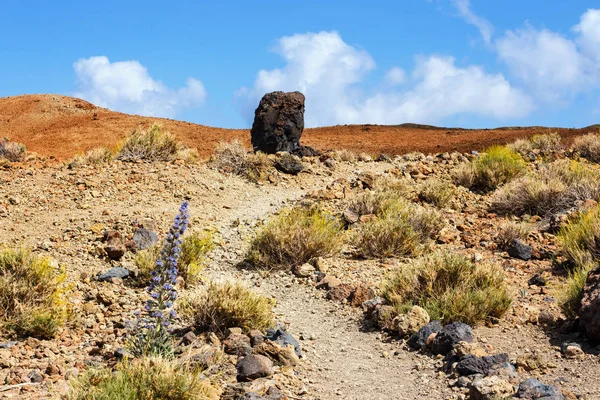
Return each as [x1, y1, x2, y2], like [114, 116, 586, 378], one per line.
[0, 143, 599, 399]
[1, 93, 600, 399]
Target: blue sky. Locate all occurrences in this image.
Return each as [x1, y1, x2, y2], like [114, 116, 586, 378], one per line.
[1, 0, 599, 128]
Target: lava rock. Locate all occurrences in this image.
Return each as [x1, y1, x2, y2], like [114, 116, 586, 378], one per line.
[248, 330, 265, 347]
[327, 283, 354, 302]
[274, 153, 304, 175]
[408, 320, 443, 350]
[250, 91, 305, 154]
[528, 273, 547, 287]
[507, 239, 532, 261]
[236, 354, 273, 382]
[224, 333, 253, 357]
[517, 378, 564, 399]
[265, 327, 302, 358]
[579, 266, 600, 341]
[132, 228, 158, 251]
[431, 322, 474, 355]
[394, 305, 431, 337]
[97, 267, 130, 281]
[456, 353, 510, 376]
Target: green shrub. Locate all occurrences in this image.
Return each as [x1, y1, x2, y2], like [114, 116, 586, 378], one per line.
[178, 281, 274, 335]
[491, 160, 600, 216]
[454, 146, 525, 191]
[556, 206, 600, 316]
[509, 133, 562, 157]
[354, 197, 441, 258]
[248, 206, 344, 270]
[135, 230, 214, 285]
[0, 138, 26, 162]
[0, 248, 69, 338]
[573, 133, 600, 162]
[417, 178, 456, 208]
[117, 124, 190, 162]
[69, 356, 219, 400]
[381, 251, 512, 325]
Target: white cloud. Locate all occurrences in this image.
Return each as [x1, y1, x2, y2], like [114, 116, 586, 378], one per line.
[452, 0, 494, 44]
[73, 56, 206, 118]
[386, 67, 406, 85]
[495, 9, 600, 101]
[238, 31, 533, 127]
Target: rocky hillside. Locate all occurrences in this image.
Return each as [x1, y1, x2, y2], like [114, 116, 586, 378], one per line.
[1, 94, 597, 161]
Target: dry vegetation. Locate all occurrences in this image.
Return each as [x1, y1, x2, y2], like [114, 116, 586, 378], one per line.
[0, 137, 27, 162]
[453, 145, 525, 191]
[178, 281, 274, 335]
[382, 251, 512, 325]
[0, 248, 69, 339]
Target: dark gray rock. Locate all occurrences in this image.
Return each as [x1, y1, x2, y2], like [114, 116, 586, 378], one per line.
[179, 331, 197, 346]
[97, 267, 130, 281]
[0, 341, 17, 349]
[103, 230, 126, 260]
[560, 341, 581, 354]
[517, 378, 564, 399]
[114, 347, 131, 359]
[456, 353, 509, 376]
[236, 354, 273, 382]
[266, 327, 302, 357]
[528, 273, 547, 286]
[274, 153, 304, 175]
[507, 239, 532, 261]
[432, 322, 474, 355]
[251, 91, 305, 154]
[132, 228, 158, 251]
[408, 320, 443, 350]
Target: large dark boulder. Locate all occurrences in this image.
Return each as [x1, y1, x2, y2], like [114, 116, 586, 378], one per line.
[579, 267, 600, 342]
[251, 91, 305, 154]
[408, 320, 443, 350]
[517, 378, 563, 399]
[456, 353, 510, 376]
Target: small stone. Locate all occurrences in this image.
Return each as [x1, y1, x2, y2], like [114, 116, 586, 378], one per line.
[180, 331, 198, 346]
[517, 378, 563, 399]
[456, 353, 509, 376]
[538, 310, 555, 326]
[292, 263, 316, 278]
[114, 348, 131, 359]
[431, 322, 474, 355]
[516, 352, 549, 372]
[132, 228, 159, 251]
[470, 376, 514, 400]
[560, 342, 583, 359]
[236, 354, 273, 382]
[266, 327, 302, 358]
[528, 273, 547, 287]
[223, 333, 252, 357]
[28, 370, 44, 383]
[394, 305, 431, 337]
[349, 285, 375, 307]
[454, 341, 488, 358]
[226, 327, 243, 336]
[65, 368, 79, 380]
[253, 340, 299, 366]
[97, 267, 130, 282]
[316, 275, 342, 290]
[408, 320, 443, 350]
[343, 208, 359, 224]
[507, 239, 532, 261]
[0, 341, 18, 349]
[248, 330, 265, 347]
[327, 283, 354, 302]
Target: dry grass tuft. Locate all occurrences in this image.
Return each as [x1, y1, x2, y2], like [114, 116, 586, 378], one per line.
[496, 221, 531, 250]
[116, 123, 192, 162]
[178, 281, 274, 335]
[491, 160, 600, 216]
[353, 197, 442, 258]
[382, 251, 512, 325]
[0, 138, 26, 162]
[573, 133, 600, 162]
[211, 140, 273, 182]
[248, 206, 344, 270]
[0, 247, 69, 338]
[69, 356, 219, 400]
[417, 178, 457, 208]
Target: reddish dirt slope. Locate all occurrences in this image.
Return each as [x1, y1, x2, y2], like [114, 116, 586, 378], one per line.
[1, 94, 597, 160]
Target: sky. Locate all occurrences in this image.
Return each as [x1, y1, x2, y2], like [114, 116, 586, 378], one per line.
[1, 0, 599, 129]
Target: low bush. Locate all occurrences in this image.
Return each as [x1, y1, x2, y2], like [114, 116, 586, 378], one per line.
[491, 160, 600, 216]
[417, 178, 456, 208]
[0, 138, 26, 162]
[0, 248, 68, 338]
[557, 206, 600, 316]
[69, 146, 115, 167]
[573, 133, 600, 162]
[117, 124, 192, 162]
[211, 140, 273, 182]
[135, 230, 214, 285]
[381, 251, 512, 325]
[509, 132, 562, 157]
[178, 281, 274, 335]
[496, 221, 531, 250]
[69, 356, 219, 400]
[454, 146, 525, 191]
[354, 197, 441, 258]
[247, 206, 344, 270]
[331, 149, 357, 162]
